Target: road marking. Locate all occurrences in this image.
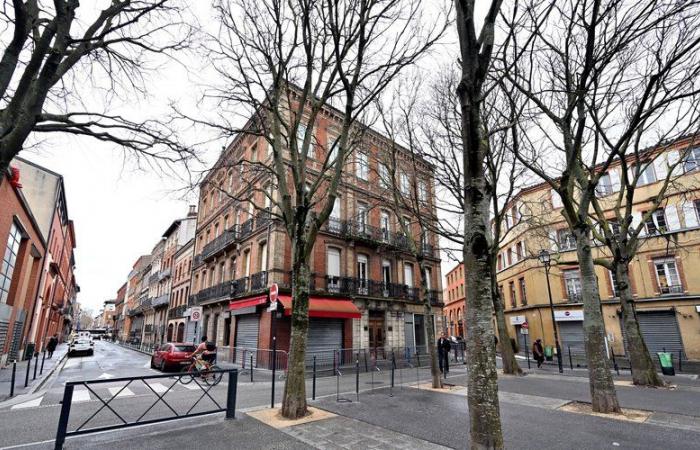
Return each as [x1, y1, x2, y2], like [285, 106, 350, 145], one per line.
[143, 362, 152, 368]
[180, 382, 202, 391]
[11, 397, 43, 410]
[97, 373, 114, 379]
[147, 382, 169, 394]
[108, 387, 135, 398]
[64, 359, 80, 368]
[72, 389, 91, 403]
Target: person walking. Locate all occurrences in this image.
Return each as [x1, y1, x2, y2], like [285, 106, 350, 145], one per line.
[46, 335, 58, 359]
[532, 338, 545, 368]
[437, 333, 452, 374]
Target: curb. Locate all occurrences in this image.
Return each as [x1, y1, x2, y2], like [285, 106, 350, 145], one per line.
[115, 342, 154, 357]
[0, 350, 68, 408]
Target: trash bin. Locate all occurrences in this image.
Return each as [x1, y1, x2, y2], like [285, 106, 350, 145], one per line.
[657, 352, 675, 376]
[544, 346, 553, 361]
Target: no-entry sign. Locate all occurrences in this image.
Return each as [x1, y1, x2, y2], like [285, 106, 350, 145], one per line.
[269, 283, 278, 302]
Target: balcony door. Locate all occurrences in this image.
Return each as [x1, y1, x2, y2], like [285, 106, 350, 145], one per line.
[382, 259, 391, 297]
[380, 211, 390, 242]
[357, 254, 368, 295]
[327, 248, 341, 293]
[404, 263, 414, 288]
[357, 202, 368, 233]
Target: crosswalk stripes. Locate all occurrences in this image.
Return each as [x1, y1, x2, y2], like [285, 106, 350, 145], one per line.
[11, 397, 43, 409]
[179, 382, 201, 391]
[146, 382, 170, 394]
[72, 389, 91, 403]
[107, 386, 135, 398]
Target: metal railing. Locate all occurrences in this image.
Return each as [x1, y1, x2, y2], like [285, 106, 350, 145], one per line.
[250, 271, 268, 291]
[201, 228, 238, 261]
[659, 284, 683, 294]
[167, 305, 187, 320]
[54, 369, 238, 449]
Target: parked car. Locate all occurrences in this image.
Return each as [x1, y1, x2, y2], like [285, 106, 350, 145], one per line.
[69, 336, 94, 356]
[150, 343, 196, 371]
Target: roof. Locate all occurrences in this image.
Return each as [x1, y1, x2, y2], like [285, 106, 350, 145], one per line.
[2, 168, 48, 249]
[162, 219, 182, 238]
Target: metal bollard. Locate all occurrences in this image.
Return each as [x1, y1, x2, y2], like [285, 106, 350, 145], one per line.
[10, 360, 17, 397]
[526, 348, 531, 370]
[250, 354, 254, 383]
[679, 349, 683, 372]
[312, 356, 317, 400]
[611, 349, 620, 375]
[226, 370, 238, 419]
[355, 359, 360, 402]
[364, 351, 368, 372]
[568, 346, 573, 370]
[33, 352, 39, 380]
[24, 355, 32, 388]
[40, 351, 46, 375]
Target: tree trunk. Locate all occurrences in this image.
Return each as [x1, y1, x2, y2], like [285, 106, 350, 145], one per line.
[280, 243, 310, 419]
[420, 259, 442, 388]
[615, 261, 665, 387]
[492, 285, 522, 375]
[573, 227, 621, 413]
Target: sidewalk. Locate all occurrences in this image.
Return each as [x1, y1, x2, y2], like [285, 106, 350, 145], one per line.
[0, 344, 67, 404]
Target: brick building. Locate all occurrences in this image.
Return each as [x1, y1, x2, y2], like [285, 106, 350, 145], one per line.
[0, 167, 46, 364]
[442, 263, 466, 338]
[122, 255, 151, 343]
[190, 101, 443, 362]
[167, 237, 194, 343]
[113, 283, 126, 338]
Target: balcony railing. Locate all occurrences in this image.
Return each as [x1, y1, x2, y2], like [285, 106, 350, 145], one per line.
[140, 297, 152, 308]
[239, 218, 254, 238]
[158, 267, 172, 280]
[144, 324, 153, 334]
[201, 228, 238, 261]
[250, 271, 268, 291]
[659, 284, 683, 295]
[567, 291, 582, 303]
[324, 218, 432, 256]
[255, 209, 272, 229]
[193, 254, 204, 268]
[148, 273, 159, 284]
[167, 305, 187, 320]
[152, 293, 170, 308]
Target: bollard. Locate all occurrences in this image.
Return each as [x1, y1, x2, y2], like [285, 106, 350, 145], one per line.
[312, 356, 317, 400]
[336, 369, 340, 402]
[24, 355, 32, 388]
[568, 346, 573, 370]
[611, 349, 620, 375]
[679, 349, 683, 372]
[40, 351, 46, 375]
[526, 348, 531, 370]
[364, 351, 368, 372]
[250, 354, 254, 383]
[271, 337, 277, 408]
[226, 370, 239, 419]
[33, 352, 39, 380]
[10, 360, 17, 397]
[355, 359, 360, 402]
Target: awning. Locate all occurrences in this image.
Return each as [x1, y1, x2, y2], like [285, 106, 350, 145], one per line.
[278, 295, 361, 319]
[229, 295, 268, 311]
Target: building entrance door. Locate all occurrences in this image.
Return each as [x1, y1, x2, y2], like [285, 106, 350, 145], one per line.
[369, 311, 386, 357]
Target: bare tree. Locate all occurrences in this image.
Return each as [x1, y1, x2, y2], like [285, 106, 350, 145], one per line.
[454, 0, 505, 447]
[501, 0, 700, 411]
[192, 0, 447, 419]
[0, 1, 195, 171]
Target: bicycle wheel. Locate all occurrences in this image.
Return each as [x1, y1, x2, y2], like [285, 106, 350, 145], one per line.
[180, 365, 195, 384]
[204, 365, 223, 386]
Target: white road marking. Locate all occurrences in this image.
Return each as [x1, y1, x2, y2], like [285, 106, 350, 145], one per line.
[72, 389, 91, 403]
[11, 397, 43, 409]
[97, 373, 114, 379]
[64, 359, 80, 368]
[147, 382, 170, 394]
[108, 387, 135, 398]
[143, 362, 152, 368]
[180, 382, 201, 391]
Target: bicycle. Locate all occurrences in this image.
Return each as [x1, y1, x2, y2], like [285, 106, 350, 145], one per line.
[180, 356, 223, 386]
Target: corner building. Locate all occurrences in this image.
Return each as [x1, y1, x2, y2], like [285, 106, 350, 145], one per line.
[191, 99, 443, 364]
[496, 137, 700, 361]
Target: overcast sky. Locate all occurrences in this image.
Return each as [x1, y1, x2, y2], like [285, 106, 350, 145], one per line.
[15, 1, 477, 315]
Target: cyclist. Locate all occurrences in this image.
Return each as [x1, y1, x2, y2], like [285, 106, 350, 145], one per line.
[190, 335, 217, 367]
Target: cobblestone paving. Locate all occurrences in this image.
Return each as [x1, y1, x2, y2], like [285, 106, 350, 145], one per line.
[284, 415, 450, 449]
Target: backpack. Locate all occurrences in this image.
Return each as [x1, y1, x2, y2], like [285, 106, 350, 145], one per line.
[205, 341, 217, 352]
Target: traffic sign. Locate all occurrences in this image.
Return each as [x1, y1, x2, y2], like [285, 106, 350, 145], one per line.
[269, 283, 279, 302]
[522, 321, 529, 329]
[520, 328, 529, 335]
[190, 306, 203, 322]
[268, 301, 279, 312]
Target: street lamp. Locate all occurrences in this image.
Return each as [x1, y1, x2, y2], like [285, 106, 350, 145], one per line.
[538, 249, 563, 373]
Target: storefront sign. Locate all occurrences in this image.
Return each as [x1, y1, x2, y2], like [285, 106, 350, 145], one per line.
[510, 315, 527, 325]
[696, 305, 700, 313]
[554, 310, 584, 321]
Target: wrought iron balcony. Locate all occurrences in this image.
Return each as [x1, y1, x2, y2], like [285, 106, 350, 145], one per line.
[190, 280, 239, 304]
[148, 273, 159, 284]
[140, 297, 152, 308]
[193, 254, 204, 268]
[659, 284, 683, 295]
[567, 291, 582, 303]
[239, 218, 254, 239]
[255, 209, 272, 229]
[323, 276, 421, 302]
[152, 293, 170, 308]
[144, 324, 153, 334]
[421, 243, 436, 258]
[167, 305, 188, 320]
[158, 267, 172, 280]
[201, 227, 238, 261]
[250, 271, 268, 291]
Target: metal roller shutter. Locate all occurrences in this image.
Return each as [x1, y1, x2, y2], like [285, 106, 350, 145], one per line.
[637, 311, 685, 358]
[8, 319, 23, 361]
[0, 321, 9, 356]
[558, 321, 585, 355]
[235, 314, 259, 365]
[307, 319, 343, 354]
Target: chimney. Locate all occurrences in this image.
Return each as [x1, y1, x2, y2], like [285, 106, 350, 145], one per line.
[187, 205, 197, 217]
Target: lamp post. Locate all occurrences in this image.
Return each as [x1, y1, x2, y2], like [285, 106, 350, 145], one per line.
[538, 250, 563, 373]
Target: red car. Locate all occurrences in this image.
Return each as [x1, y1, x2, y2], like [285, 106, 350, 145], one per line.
[150, 343, 196, 371]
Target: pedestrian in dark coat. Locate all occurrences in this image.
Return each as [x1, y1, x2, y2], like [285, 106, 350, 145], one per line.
[437, 333, 452, 374]
[533, 338, 545, 368]
[46, 335, 58, 359]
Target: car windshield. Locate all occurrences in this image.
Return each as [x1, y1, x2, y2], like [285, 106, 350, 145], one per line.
[173, 345, 195, 352]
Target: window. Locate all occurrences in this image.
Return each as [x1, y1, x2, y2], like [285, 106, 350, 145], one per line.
[683, 147, 700, 173]
[400, 172, 410, 195]
[382, 260, 391, 296]
[0, 223, 22, 304]
[379, 163, 389, 188]
[518, 278, 527, 306]
[596, 173, 613, 196]
[250, 143, 257, 162]
[509, 281, 517, 308]
[230, 257, 237, 279]
[219, 262, 226, 283]
[498, 284, 504, 305]
[327, 248, 341, 292]
[516, 242, 524, 260]
[557, 229, 577, 251]
[380, 211, 390, 241]
[356, 202, 368, 232]
[551, 189, 563, 208]
[653, 258, 682, 294]
[357, 254, 368, 295]
[497, 254, 503, 271]
[356, 152, 369, 180]
[259, 242, 268, 271]
[424, 267, 432, 290]
[329, 136, 339, 164]
[296, 123, 307, 151]
[404, 263, 414, 288]
[635, 163, 657, 186]
[243, 250, 250, 277]
[331, 197, 341, 219]
[644, 209, 667, 234]
[564, 270, 582, 302]
[418, 181, 428, 203]
[507, 248, 513, 266]
[609, 270, 619, 297]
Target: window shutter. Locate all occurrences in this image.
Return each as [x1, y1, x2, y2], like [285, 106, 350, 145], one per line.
[609, 169, 621, 192]
[549, 229, 558, 251]
[551, 189, 563, 208]
[631, 211, 646, 236]
[654, 155, 669, 180]
[682, 200, 699, 228]
[665, 205, 681, 231]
